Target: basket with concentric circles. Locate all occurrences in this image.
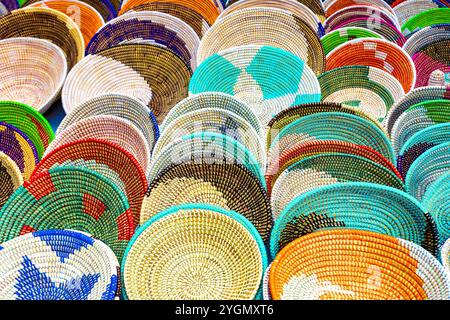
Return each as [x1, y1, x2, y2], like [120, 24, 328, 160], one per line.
[394, 0, 447, 26]
[320, 27, 382, 55]
[0, 229, 120, 300]
[0, 151, 22, 208]
[324, 0, 397, 18]
[402, 8, 450, 36]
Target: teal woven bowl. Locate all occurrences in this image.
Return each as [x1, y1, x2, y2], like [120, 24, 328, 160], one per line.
[270, 182, 437, 258]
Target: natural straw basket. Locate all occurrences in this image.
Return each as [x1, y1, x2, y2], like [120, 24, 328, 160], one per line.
[61, 54, 153, 114]
[320, 27, 382, 55]
[270, 182, 437, 258]
[32, 138, 148, 226]
[0, 122, 38, 180]
[324, 0, 397, 18]
[0, 151, 23, 208]
[326, 38, 416, 93]
[56, 93, 159, 151]
[0, 166, 135, 261]
[190, 45, 321, 128]
[0, 7, 84, 70]
[394, 0, 447, 27]
[271, 153, 405, 220]
[96, 43, 192, 124]
[86, 11, 200, 71]
[122, 204, 267, 300]
[441, 238, 450, 277]
[270, 229, 450, 300]
[0, 37, 67, 114]
[197, 8, 325, 75]
[0, 101, 54, 158]
[46, 115, 151, 177]
[0, 229, 120, 300]
[145, 162, 272, 242]
[402, 8, 450, 36]
[397, 123, 450, 179]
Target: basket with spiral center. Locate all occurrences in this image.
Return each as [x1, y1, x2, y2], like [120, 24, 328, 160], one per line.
[320, 27, 382, 55]
[402, 8, 450, 36]
[0, 151, 22, 208]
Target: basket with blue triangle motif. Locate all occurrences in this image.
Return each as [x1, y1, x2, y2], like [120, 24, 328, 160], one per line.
[320, 27, 382, 55]
[0, 151, 22, 208]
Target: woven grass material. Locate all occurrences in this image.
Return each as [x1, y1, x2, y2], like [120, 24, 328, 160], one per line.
[32, 138, 147, 226]
[162, 92, 262, 136]
[0, 122, 38, 180]
[402, 8, 450, 36]
[123, 204, 267, 300]
[320, 26, 382, 55]
[0, 166, 135, 261]
[384, 86, 450, 137]
[270, 182, 437, 258]
[270, 229, 450, 300]
[191, 45, 321, 128]
[394, 0, 446, 26]
[391, 99, 450, 154]
[119, 0, 220, 25]
[442, 238, 450, 277]
[0, 7, 84, 70]
[46, 115, 151, 177]
[0, 37, 67, 114]
[30, 0, 105, 47]
[198, 8, 325, 75]
[0, 229, 120, 300]
[86, 11, 200, 71]
[96, 43, 191, 124]
[324, 0, 397, 18]
[57, 93, 159, 151]
[61, 54, 153, 114]
[144, 162, 272, 242]
[265, 140, 402, 195]
[406, 142, 450, 201]
[318, 66, 404, 122]
[271, 153, 405, 221]
[397, 123, 450, 179]
[0, 101, 54, 158]
[0, 151, 23, 208]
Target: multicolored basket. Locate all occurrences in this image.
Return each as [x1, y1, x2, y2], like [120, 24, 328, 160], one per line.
[320, 27, 382, 55]
[122, 204, 267, 300]
[402, 8, 450, 36]
[0, 151, 23, 208]
[324, 0, 397, 18]
[394, 0, 447, 26]
[0, 230, 120, 300]
[441, 237, 450, 277]
[269, 229, 450, 300]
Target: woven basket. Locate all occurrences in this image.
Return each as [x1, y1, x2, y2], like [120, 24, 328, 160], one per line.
[122, 204, 267, 300]
[270, 182, 437, 258]
[394, 0, 447, 27]
[270, 229, 450, 300]
[46, 115, 151, 177]
[119, 0, 220, 25]
[406, 142, 450, 201]
[57, 93, 159, 151]
[441, 238, 450, 277]
[197, 8, 325, 75]
[402, 8, 450, 36]
[0, 0, 17, 11]
[61, 54, 153, 114]
[271, 153, 405, 220]
[96, 43, 192, 124]
[384, 86, 450, 137]
[324, 0, 397, 18]
[86, 11, 200, 71]
[318, 66, 404, 122]
[144, 162, 272, 242]
[0, 151, 23, 208]
[191, 45, 321, 128]
[0, 229, 120, 300]
[0, 166, 135, 261]
[320, 26, 382, 55]
[0, 7, 84, 70]
[326, 38, 416, 93]
[32, 138, 147, 226]
[391, 99, 450, 154]
[262, 263, 272, 300]
[0, 122, 38, 180]
[0, 37, 67, 114]
[0, 101, 54, 158]
[397, 123, 450, 179]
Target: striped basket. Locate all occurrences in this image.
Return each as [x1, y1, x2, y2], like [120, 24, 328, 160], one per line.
[324, 0, 397, 18]
[320, 27, 382, 55]
[0, 151, 23, 208]
[0, 230, 120, 300]
[441, 238, 450, 277]
[269, 229, 450, 300]
[394, 0, 447, 26]
[402, 8, 450, 36]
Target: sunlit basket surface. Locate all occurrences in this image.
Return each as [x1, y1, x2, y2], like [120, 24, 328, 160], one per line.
[0, 151, 23, 208]
[402, 8, 450, 36]
[320, 27, 382, 55]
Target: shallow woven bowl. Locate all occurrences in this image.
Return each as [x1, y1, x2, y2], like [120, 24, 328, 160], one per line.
[86, 11, 200, 71]
[318, 66, 404, 122]
[0, 151, 23, 208]
[0, 37, 67, 114]
[190, 45, 321, 128]
[0, 7, 84, 70]
[325, 0, 397, 18]
[32, 138, 148, 226]
[441, 238, 450, 277]
[402, 8, 450, 36]
[61, 54, 153, 114]
[0, 166, 135, 261]
[271, 153, 405, 220]
[326, 38, 416, 93]
[270, 229, 450, 300]
[122, 204, 267, 300]
[197, 8, 325, 75]
[320, 26, 382, 55]
[394, 0, 447, 26]
[0, 100, 54, 158]
[0, 230, 120, 300]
